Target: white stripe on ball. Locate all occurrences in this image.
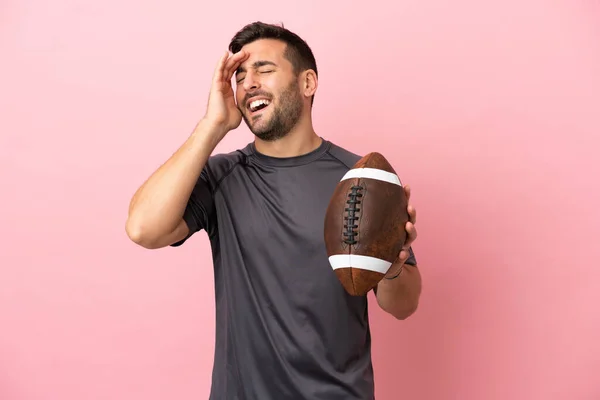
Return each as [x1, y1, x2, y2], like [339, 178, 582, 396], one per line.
[328, 254, 393, 274]
[340, 167, 401, 186]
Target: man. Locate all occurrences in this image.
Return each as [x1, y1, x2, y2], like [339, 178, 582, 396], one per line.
[126, 21, 421, 400]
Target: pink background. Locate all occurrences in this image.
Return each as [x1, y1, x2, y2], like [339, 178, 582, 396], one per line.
[1, 0, 599, 399]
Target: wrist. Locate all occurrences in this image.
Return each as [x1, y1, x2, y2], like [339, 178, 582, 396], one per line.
[384, 263, 404, 280]
[193, 118, 228, 146]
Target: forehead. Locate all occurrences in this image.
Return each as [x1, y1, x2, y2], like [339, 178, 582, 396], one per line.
[237, 39, 290, 72]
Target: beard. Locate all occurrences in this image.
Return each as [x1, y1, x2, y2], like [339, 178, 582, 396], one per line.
[241, 81, 303, 142]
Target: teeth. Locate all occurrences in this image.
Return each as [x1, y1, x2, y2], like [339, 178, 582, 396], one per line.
[249, 99, 270, 111]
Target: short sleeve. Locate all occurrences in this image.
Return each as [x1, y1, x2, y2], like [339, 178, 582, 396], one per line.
[170, 167, 215, 247]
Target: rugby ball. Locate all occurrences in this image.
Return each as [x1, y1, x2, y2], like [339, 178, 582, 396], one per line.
[324, 152, 409, 296]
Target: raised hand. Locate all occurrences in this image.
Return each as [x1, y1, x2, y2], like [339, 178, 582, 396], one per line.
[204, 50, 250, 135]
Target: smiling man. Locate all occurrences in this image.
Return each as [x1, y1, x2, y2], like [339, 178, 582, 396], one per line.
[126, 21, 421, 400]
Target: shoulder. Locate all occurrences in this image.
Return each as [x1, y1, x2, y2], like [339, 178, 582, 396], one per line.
[203, 143, 251, 185]
[324, 140, 363, 170]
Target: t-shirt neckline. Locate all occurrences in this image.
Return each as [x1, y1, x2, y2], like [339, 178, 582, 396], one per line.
[247, 137, 330, 167]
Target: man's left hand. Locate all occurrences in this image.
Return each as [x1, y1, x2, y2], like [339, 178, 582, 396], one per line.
[385, 184, 418, 277]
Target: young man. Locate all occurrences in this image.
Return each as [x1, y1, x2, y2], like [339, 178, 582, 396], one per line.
[126, 21, 421, 400]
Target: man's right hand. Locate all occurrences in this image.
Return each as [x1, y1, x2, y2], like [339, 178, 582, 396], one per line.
[126, 50, 250, 249]
[203, 50, 250, 138]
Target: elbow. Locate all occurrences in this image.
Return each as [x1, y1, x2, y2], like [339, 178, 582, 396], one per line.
[125, 217, 160, 249]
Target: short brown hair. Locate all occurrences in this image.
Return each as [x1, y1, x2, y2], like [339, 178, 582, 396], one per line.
[229, 22, 318, 104]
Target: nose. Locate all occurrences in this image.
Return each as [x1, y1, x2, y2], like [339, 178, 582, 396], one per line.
[242, 71, 260, 92]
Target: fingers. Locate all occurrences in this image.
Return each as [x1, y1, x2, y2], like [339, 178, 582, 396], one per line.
[398, 249, 410, 264]
[400, 183, 417, 250]
[393, 247, 411, 267]
[404, 184, 415, 221]
[216, 50, 249, 84]
[403, 221, 417, 249]
[408, 203, 416, 224]
[212, 50, 230, 84]
[403, 183, 416, 223]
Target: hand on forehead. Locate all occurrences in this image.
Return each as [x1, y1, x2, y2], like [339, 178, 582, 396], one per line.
[235, 39, 289, 74]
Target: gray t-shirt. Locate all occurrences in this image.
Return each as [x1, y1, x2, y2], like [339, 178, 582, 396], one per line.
[172, 138, 416, 400]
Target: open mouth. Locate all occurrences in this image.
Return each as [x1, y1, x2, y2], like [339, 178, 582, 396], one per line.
[248, 99, 271, 114]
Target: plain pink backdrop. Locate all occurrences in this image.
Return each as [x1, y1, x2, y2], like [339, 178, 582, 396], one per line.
[1, 0, 599, 399]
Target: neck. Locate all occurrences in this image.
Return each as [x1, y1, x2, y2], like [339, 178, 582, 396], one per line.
[253, 115, 322, 158]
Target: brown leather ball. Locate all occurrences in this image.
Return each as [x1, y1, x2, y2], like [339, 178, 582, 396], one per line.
[324, 152, 409, 296]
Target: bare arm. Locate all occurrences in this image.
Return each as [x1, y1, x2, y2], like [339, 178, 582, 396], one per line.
[376, 262, 422, 320]
[375, 184, 422, 319]
[125, 49, 250, 249]
[125, 121, 223, 249]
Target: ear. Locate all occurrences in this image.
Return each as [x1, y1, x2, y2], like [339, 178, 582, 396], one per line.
[301, 69, 318, 99]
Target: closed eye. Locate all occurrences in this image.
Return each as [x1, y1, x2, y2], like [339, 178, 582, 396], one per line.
[236, 70, 272, 83]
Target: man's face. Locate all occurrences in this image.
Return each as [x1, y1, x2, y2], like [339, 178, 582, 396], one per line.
[235, 39, 304, 141]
